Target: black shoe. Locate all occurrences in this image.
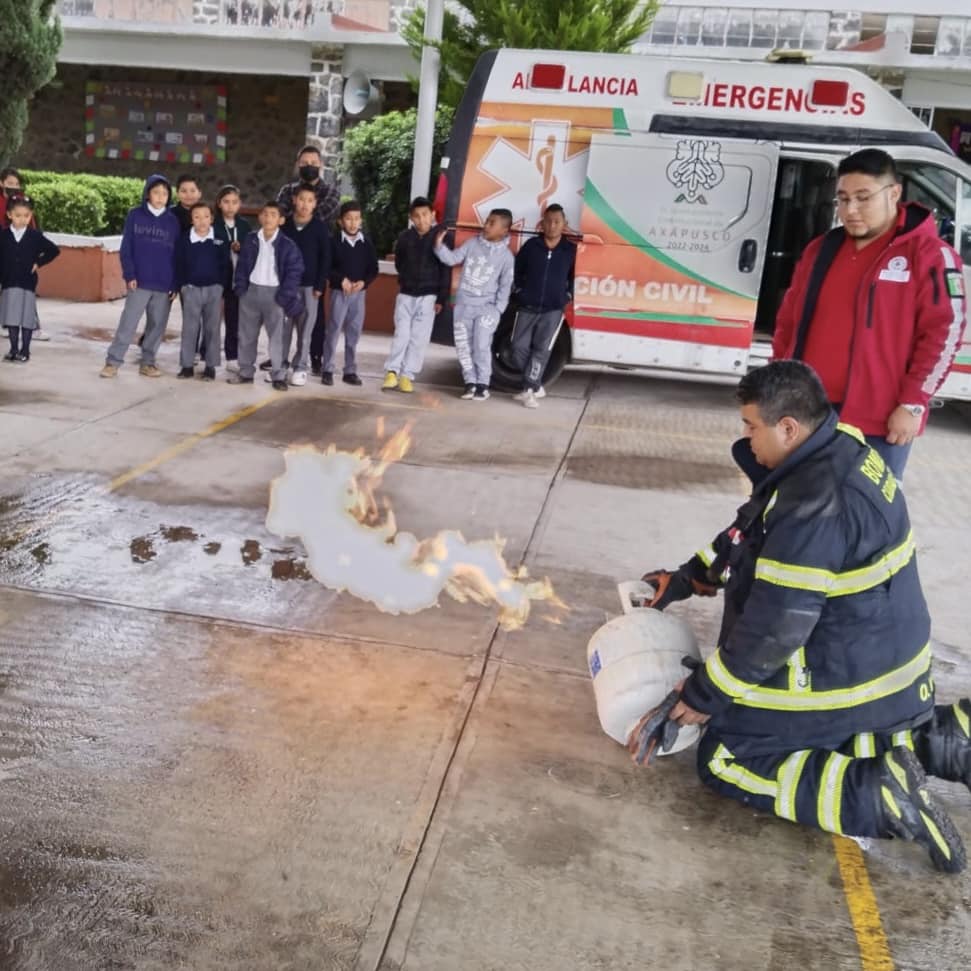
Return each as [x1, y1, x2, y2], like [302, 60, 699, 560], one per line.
[473, 384, 490, 400]
[321, 371, 333, 386]
[311, 359, 322, 377]
[3, 351, 17, 362]
[177, 366, 194, 379]
[201, 366, 216, 381]
[915, 700, 971, 794]
[227, 374, 254, 385]
[272, 379, 288, 392]
[15, 353, 29, 363]
[259, 358, 273, 371]
[460, 383, 476, 400]
[877, 746, 966, 873]
[343, 373, 363, 386]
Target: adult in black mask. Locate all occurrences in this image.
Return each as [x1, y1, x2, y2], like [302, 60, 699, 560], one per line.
[276, 145, 341, 227]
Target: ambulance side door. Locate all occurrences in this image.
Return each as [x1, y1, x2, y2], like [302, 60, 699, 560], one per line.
[573, 132, 779, 376]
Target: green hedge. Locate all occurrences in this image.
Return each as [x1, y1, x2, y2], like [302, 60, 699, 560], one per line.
[20, 170, 143, 235]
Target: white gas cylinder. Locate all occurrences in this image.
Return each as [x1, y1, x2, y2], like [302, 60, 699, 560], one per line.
[587, 605, 703, 753]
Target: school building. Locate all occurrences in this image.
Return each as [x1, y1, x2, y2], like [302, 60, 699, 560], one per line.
[14, 1, 971, 201]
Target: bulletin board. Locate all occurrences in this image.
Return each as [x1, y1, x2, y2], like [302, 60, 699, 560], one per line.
[84, 81, 227, 165]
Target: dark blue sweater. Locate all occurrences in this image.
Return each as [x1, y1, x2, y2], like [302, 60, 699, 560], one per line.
[119, 175, 181, 292]
[174, 233, 231, 289]
[329, 232, 379, 289]
[0, 227, 60, 291]
[514, 235, 576, 312]
[283, 217, 332, 291]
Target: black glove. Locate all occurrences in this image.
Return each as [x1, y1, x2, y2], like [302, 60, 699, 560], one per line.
[640, 566, 717, 610]
[627, 689, 682, 766]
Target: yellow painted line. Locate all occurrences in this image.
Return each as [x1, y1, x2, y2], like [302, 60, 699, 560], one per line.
[108, 397, 280, 493]
[833, 835, 895, 971]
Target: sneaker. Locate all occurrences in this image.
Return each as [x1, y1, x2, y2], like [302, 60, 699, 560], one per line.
[272, 379, 288, 392]
[138, 364, 162, 378]
[521, 389, 538, 409]
[877, 747, 967, 873]
[398, 376, 414, 394]
[343, 373, 363, 386]
[460, 383, 476, 400]
[225, 359, 239, 373]
[264, 373, 275, 384]
[15, 353, 29, 363]
[473, 385, 490, 401]
[916, 700, 971, 794]
[33, 328, 50, 342]
[259, 358, 273, 372]
[513, 389, 530, 402]
[227, 374, 254, 385]
[535, 386, 547, 399]
[100, 363, 119, 378]
[290, 370, 307, 387]
[382, 371, 399, 391]
[177, 366, 194, 379]
[311, 359, 322, 377]
[201, 366, 216, 381]
[321, 371, 333, 386]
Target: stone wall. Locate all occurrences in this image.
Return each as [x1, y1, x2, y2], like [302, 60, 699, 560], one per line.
[15, 64, 311, 204]
[306, 45, 345, 180]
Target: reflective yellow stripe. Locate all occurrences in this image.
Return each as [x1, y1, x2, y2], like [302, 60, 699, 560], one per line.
[697, 545, 716, 567]
[817, 752, 851, 835]
[837, 422, 866, 444]
[763, 490, 779, 522]
[754, 532, 915, 598]
[953, 703, 970, 737]
[853, 732, 876, 758]
[775, 749, 812, 821]
[709, 743, 777, 797]
[787, 646, 809, 692]
[705, 643, 931, 712]
[891, 729, 914, 750]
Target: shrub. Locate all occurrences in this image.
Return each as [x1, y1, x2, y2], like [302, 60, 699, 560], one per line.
[342, 106, 454, 257]
[29, 180, 106, 236]
[21, 169, 143, 234]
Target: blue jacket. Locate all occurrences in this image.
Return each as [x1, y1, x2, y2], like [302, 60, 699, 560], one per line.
[119, 175, 181, 293]
[174, 232, 231, 290]
[679, 414, 932, 757]
[282, 217, 332, 291]
[0, 227, 60, 291]
[514, 235, 576, 312]
[234, 229, 305, 319]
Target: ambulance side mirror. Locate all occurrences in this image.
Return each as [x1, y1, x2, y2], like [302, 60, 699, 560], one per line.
[738, 238, 758, 273]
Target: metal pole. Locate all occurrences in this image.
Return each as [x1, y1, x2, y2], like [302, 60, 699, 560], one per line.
[410, 0, 445, 201]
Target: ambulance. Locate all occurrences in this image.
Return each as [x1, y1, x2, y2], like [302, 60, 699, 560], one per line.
[433, 49, 971, 399]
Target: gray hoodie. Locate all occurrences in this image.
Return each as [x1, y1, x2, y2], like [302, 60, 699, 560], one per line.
[435, 235, 514, 314]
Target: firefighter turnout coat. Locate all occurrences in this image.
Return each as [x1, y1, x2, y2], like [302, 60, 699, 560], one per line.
[680, 413, 934, 758]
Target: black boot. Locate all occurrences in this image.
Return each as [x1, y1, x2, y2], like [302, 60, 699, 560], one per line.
[875, 746, 966, 873]
[914, 700, 971, 793]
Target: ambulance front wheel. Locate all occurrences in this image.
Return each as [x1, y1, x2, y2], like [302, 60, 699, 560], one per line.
[489, 313, 571, 393]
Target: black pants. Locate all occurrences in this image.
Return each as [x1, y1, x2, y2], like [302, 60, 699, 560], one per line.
[6, 326, 32, 357]
[309, 292, 326, 364]
[223, 290, 240, 361]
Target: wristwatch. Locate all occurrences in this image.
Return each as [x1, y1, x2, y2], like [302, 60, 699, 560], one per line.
[899, 403, 926, 418]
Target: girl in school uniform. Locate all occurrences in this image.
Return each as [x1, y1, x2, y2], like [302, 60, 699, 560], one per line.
[0, 197, 60, 362]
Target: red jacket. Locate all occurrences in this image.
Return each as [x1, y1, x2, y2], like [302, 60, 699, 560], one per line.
[773, 203, 967, 436]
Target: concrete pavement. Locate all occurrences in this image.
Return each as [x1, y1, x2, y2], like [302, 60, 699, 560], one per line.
[1, 299, 970, 970]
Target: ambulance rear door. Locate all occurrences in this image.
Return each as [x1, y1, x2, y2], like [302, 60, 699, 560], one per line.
[573, 131, 779, 376]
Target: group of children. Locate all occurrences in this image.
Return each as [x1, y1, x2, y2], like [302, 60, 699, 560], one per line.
[3, 159, 577, 404]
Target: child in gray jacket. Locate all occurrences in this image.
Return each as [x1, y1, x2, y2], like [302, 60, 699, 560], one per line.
[434, 208, 514, 400]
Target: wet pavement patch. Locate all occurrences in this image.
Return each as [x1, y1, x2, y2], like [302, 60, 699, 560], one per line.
[159, 525, 199, 543]
[30, 542, 51, 565]
[567, 454, 736, 490]
[203, 541, 221, 555]
[270, 558, 313, 581]
[241, 539, 263, 565]
[130, 535, 157, 563]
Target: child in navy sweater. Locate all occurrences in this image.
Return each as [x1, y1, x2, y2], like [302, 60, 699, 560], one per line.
[322, 200, 378, 386]
[0, 197, 59, 362]
[213, 184, 252, 371]
[174, 202, 231, 380]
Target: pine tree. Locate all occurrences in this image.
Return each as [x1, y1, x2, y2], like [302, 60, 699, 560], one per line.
[403, 0, 660, 108]
[0, 1, 62, 165]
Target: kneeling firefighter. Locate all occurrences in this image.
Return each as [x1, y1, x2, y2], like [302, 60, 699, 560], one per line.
[631, 360, 971, 873]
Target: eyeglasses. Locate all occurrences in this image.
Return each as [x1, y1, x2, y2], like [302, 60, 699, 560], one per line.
[835, 184, 896, 210]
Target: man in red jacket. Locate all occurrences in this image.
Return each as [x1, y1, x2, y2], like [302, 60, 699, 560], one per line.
[773, 149, 967, 478]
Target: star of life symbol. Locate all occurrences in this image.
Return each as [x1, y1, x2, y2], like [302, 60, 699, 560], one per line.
[666, 139, 725, 205]
[474, 121, 588, 230]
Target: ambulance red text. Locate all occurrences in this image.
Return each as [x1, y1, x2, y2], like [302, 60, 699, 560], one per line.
[700, 82, 866, 115]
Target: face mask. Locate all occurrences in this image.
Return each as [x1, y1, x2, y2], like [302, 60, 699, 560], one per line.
[298, 165, 320, 182]
[4, 187, 20, 198]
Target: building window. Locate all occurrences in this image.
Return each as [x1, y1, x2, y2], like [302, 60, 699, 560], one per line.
[937, 18, 965, 57]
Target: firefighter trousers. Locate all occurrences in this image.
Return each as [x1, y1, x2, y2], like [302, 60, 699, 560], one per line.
[697, 726, 922, 838]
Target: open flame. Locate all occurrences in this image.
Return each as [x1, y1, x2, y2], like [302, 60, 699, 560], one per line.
[266, 421, 565, 630]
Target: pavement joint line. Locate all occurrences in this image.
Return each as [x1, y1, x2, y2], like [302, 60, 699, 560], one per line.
[833, 835, 895, 970]
[359, 376, 597, 971]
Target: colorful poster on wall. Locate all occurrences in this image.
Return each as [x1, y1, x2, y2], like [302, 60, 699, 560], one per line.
[84, 81, 227, 165]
